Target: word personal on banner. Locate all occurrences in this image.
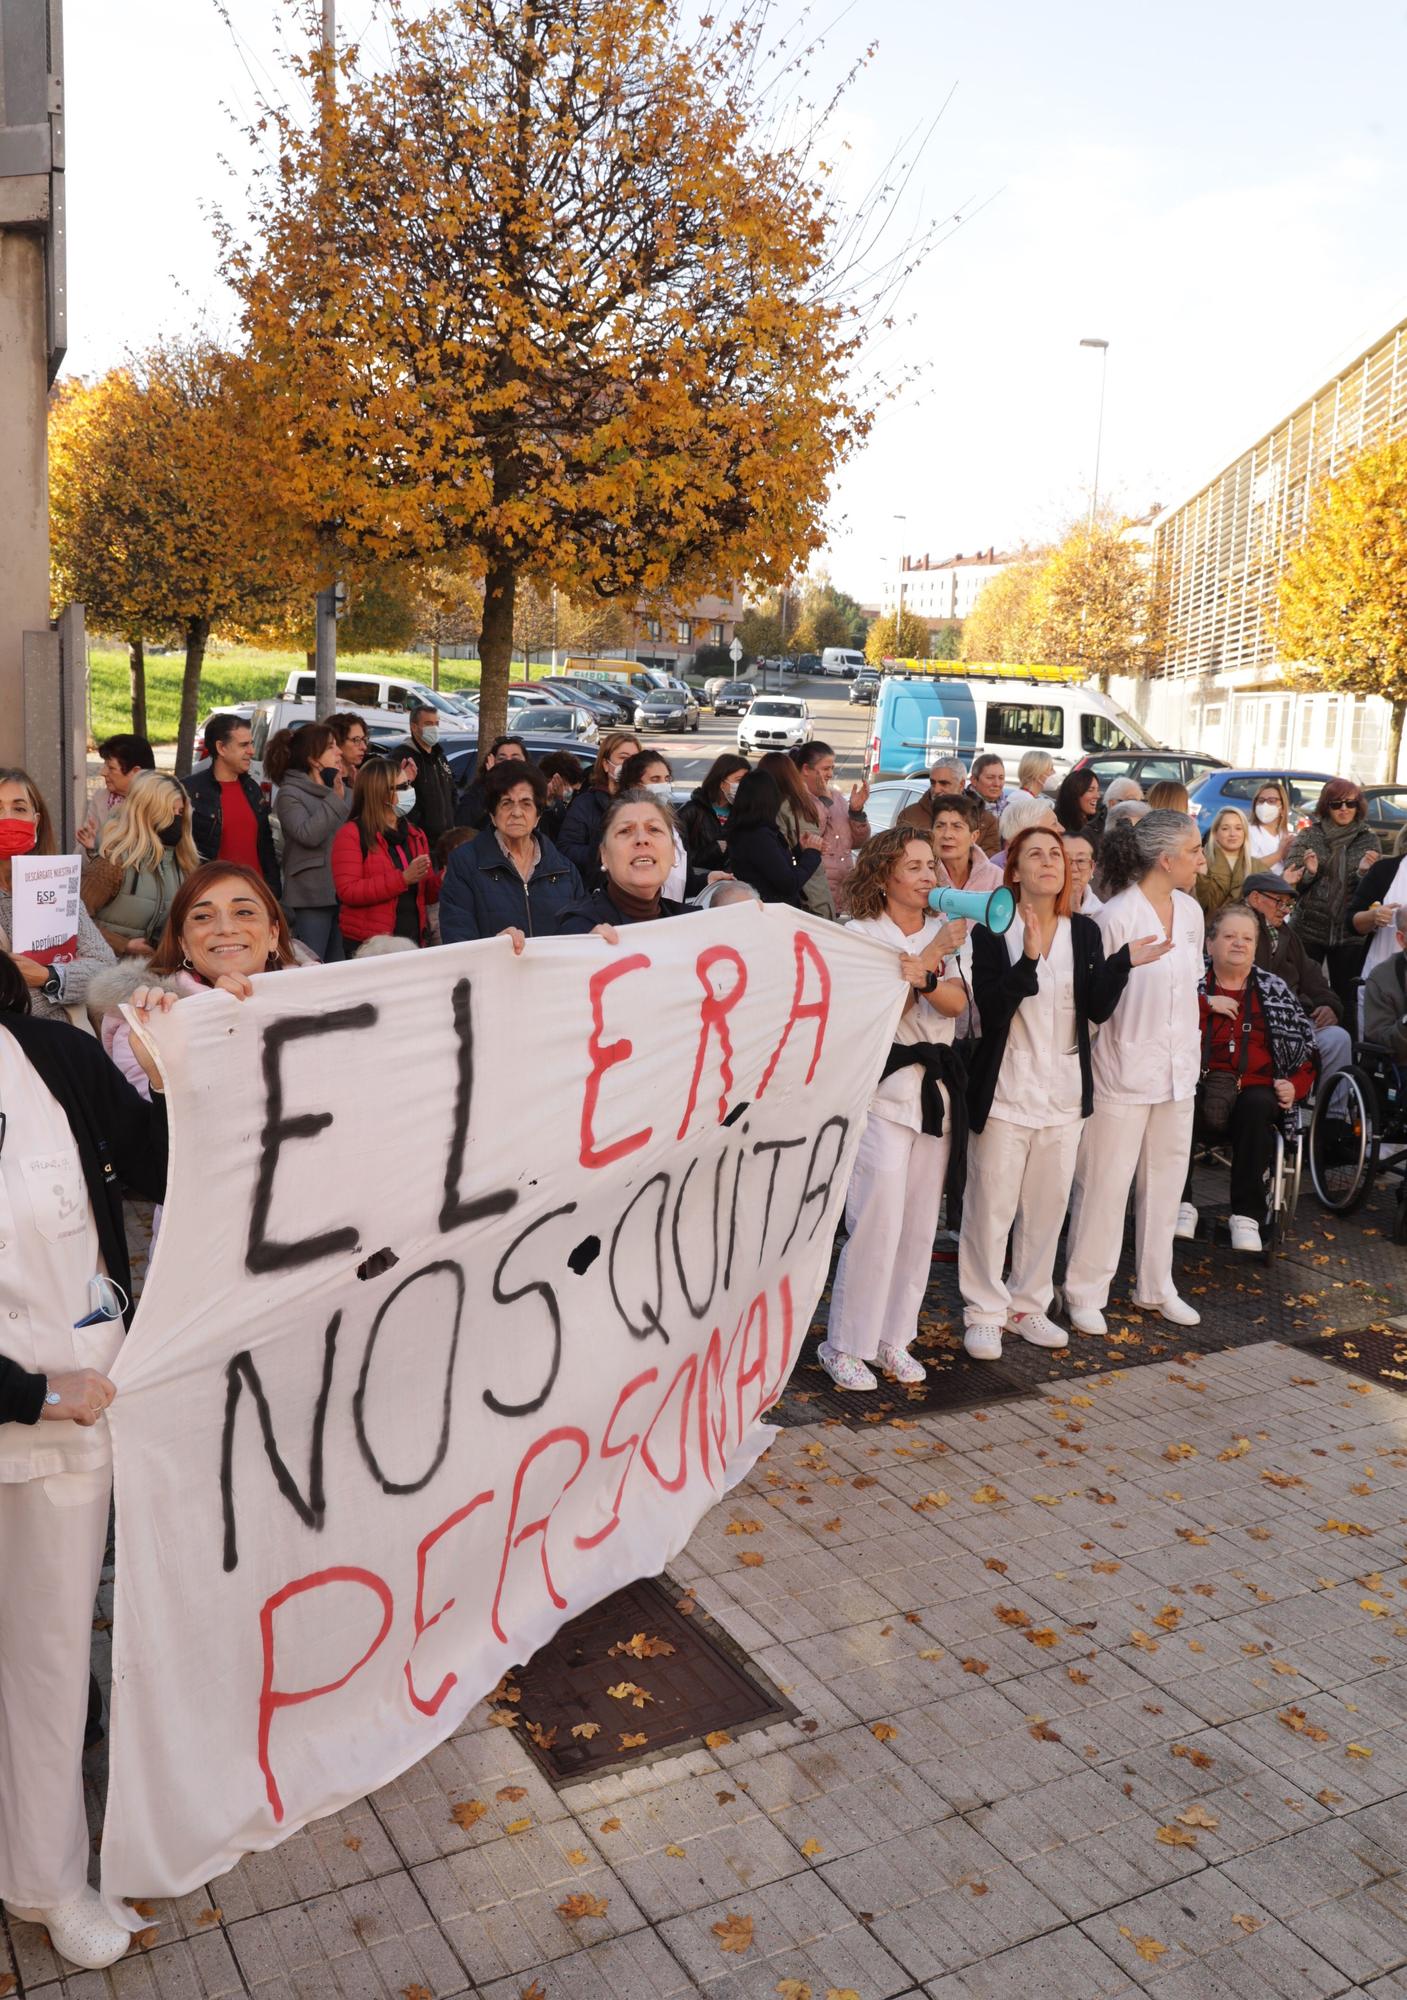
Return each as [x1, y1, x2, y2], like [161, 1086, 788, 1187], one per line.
[10, 852, 82, 963]
[100, 906, 905, 1899]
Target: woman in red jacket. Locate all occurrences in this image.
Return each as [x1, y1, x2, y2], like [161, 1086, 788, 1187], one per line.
[332, 757, 438, 952]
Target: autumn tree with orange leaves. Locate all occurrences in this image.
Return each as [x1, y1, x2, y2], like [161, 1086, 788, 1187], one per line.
[225, 0, 920, 746]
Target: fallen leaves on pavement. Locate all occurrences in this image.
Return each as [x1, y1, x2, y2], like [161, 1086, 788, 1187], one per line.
[556, 1892, 608, 1922]
[449, 1799, 487, 1830]
[712, 1912, 755, 1955]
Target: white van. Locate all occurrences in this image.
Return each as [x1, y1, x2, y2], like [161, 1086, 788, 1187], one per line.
[281, 669, 475, 719]
[821, 647, 867, 678]
[868, 673, 1157, 780]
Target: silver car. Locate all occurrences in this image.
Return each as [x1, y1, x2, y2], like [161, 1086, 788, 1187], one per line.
[633, 688, 701, 733]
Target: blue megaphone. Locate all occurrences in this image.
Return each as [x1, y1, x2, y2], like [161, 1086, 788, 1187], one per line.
[927, 884, 1017, 934]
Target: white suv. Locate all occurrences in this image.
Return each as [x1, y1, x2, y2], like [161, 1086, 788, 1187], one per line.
[738, 696, 811, 755]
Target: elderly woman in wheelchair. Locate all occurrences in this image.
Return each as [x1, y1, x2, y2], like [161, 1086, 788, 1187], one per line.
[1185, 902, 1316, 1254]
[1309, 906, 1407, 1239]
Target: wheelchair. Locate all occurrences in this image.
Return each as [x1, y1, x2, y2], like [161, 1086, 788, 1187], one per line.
[1308, 1039, 1407, 1242]
[1188, 1100, 1305, 1264]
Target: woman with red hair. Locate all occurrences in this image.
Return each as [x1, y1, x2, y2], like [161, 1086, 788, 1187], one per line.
[959, 824, 1161, 1362]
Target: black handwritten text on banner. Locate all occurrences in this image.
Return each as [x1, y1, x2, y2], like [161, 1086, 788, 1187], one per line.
[101, 906, 903, 1897]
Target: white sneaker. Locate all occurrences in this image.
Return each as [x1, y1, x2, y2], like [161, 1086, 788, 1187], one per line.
[963, 1323, 1003, 1361]
[1174, 1201, 1198, 1240]
[1228, 1214, 1263, 1254]
[1065, 1304, 1106, 1337]
[817, 1342, 878, 1391]
[1135, 1293, 1202, 1327]
[8, 1889, 135, 1970]
[1007, 1311, 1069, 1350]
[877, 1342, 926, 1384]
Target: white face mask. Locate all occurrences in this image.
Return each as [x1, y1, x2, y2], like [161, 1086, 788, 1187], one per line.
[396, 787, 417, 817]
[645, 783, 673, 804]
[1254, 801, 1280, 825]
[721, 781, 740, 804]
[419, 726, 440, 749]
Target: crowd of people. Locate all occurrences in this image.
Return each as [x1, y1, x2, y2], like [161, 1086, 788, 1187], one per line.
[2, 712, 1406, 1970]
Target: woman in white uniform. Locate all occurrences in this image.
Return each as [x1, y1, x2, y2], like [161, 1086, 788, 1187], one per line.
[1063, 810, 1206, 1336]
[959, 825, 1163, 1359]
[819, 829, 967, 1391]
[0, 952, 168, 1969]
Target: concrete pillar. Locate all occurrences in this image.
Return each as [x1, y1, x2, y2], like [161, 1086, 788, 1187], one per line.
[0, 216, 50, 768]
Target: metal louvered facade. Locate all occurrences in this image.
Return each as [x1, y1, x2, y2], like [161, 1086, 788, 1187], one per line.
[1153, 318, 1407, 685]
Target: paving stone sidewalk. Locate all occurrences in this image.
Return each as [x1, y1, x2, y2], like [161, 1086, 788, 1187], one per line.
[6, 1340, 1407, 2000]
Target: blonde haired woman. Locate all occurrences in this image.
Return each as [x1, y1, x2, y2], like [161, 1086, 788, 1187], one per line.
[1017, 750, 1055, 797]
[83, 771, 198, 956]
[1194, 806, 1252, 920]
[1247, 780, 1293, 867]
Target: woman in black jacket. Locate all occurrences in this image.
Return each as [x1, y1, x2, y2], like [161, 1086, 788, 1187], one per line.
[438, 758, 583, 943]
[723, 768, 821, 908]
[0, 952, 169, 1970]
[677, 754, 749, 880]
[958, 824, 1162, 1363]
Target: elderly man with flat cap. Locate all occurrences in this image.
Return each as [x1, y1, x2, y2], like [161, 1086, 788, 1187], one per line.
[1243, 869, 1351, 1082]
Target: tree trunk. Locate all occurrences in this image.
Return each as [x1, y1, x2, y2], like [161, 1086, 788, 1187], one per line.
[306, 649, 316, 675]
[1387, 698, 1406, 784]
[176, 615, 212, 776]
[431, 634, 441, 690]
[128, 637, 147, 738]
[477, 558, 516, 761]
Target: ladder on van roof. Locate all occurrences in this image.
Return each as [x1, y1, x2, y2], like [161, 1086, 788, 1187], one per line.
[878, 657, 1087, 684]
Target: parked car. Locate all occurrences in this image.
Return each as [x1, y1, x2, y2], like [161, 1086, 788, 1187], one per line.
[633, 686, 700, 733]
[1360, 785, 1407, 852]
[506, 701, 597, 743]
[859, 776, 929, 833]
[849, 669, 881, 706]
[531, 677, 621, 724]
[1069, 748, 1228, 791]
[791, 654, 820, 676]
[712, 679, 756, 716]
[551, 674, 638, 722]
[738, 695, 811, 755]
[1187, 767, 1337, 835]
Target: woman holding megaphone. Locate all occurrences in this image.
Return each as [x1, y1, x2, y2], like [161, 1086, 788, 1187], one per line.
[819, 830, 969, 1392]
[958, 826, 1159, 1360]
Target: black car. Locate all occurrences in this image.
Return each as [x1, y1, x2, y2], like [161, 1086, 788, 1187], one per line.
[444, 728, 594, 786]
[848, 671, 881, 706]
[633, 687, 700, 733]
[1069, 749, 1229, 792]
[1361, 785, 1407, 854]
[532, 678, 622, 724]
[544, 675, 636, 723]
[712, 679, 757, 716]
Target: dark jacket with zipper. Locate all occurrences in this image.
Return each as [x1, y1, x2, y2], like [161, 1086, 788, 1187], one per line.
[555, 888, 689, 935]
[0, 1012, 169, 1423]
[185, 765, 283, 897]
[965, 912, 1132, 1132]
[396, 735, 458, 846]
[557, 786, 613, 888]
[725, 822, 821, 908]
[677, 792, 730, 877]
[438, 827, 583, 943]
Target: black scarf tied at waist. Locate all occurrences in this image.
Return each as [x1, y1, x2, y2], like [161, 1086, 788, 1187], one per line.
[880, 1037, 969, 1158]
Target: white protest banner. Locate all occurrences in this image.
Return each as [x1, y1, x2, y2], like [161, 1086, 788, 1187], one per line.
[101, 904, 905, 1898]
[10, 852, 83, 963]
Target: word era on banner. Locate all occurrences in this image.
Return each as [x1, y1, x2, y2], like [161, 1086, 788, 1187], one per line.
[100, 905, 905, 1898]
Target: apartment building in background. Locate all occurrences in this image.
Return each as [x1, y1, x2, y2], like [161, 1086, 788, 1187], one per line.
[880, 548, 1013, 625]
[1113, 311, 1407, 781]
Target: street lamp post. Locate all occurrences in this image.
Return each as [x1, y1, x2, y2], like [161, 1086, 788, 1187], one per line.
[1080, 338, 1109, 532]
[893, 513, 907, 659]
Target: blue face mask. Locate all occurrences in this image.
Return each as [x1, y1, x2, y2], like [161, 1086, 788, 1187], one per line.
[75, 1274, 128, 1328]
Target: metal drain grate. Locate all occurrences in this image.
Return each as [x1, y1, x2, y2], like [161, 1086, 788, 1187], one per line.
[1278, 1324, 1407, 1391]
[508, 1575, 793, 1786]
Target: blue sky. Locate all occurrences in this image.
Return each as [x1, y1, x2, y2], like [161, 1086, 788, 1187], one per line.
[66, 0, 1407, 603]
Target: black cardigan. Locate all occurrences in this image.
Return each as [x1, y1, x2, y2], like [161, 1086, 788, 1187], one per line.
[966, 912, 1131, 1133]
[0, 1014, 168, 1425]
[555, 888, 690, 934]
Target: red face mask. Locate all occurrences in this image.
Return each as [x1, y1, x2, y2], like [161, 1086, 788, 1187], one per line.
[0, 819, 37, 858]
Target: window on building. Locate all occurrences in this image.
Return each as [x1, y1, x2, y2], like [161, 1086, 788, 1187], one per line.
[713, 622, 724, 645]
[676, 620, 692, 645]
[984, 702, 1063, 747]
[645, 617, 663, 641]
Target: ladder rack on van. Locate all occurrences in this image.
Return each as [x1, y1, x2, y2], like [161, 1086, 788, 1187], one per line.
[879, 658, 1089, 685]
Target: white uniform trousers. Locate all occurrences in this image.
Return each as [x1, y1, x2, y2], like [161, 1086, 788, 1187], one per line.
[0, 1465, 111, 1910]
[959, 1116, 1082, 1327]
[1063, 1097, 1196, 1313]
[827, 1110, 949, 1362]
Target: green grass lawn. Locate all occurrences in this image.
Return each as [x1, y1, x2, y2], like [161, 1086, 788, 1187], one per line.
[87, 647, 489, 745]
